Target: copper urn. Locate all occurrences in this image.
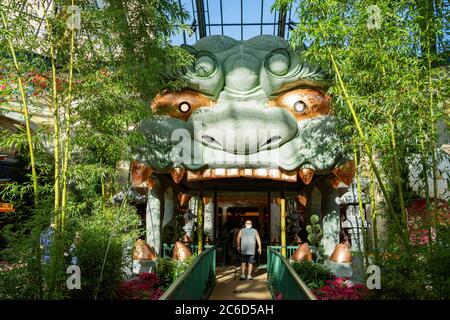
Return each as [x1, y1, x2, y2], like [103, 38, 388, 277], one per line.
[291, 243, 312, 262]
[172, 241, 192, 261]
[329, 243, 352, 263]
[132, 239, 157, 261]
[182, 234, 192, 243]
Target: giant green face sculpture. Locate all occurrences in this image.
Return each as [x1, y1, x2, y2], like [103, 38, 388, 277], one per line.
[135, 35, 354, 186]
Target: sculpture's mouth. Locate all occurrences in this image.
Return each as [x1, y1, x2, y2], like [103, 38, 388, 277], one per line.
[133, 115, 355, 187]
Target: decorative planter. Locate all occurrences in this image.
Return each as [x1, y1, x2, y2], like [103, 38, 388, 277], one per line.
[291, 243, 312, 262]
[172, 241, 192, 261]
[132, 239, 157, 274]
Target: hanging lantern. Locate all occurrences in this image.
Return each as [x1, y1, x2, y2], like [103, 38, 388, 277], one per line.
[296, 194, 308, 207]
[178, 193, 191, 206]
[132, 239, 157, 261]
[291, 243, 312, 262]
[172, 241, 192, 261]
[171, 168, 185, 184]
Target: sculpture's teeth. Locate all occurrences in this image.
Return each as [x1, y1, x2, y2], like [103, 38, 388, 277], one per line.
[298, 168, 315, 185]
[254, 168, 268, 178]
[187, 170, 201, 180]
[269, 168, 281, 180]
[170, 168, 185, 184]
[281, 170, 297, 182]
[185, 167, 298, 182]
[226, 168, 240, 177]
[296, 194, 308, 207]
[202, 168, 212, 179]
[241, 168, 254, 177]
[178, 193, 191, 206]
[329, 175, 341, 189]
[332, 160, 355, 186]
[213, 168, 226, 177]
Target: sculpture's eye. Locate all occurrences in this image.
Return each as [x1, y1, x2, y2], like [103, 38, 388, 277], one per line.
[293, 100, 307, 113]
[178, 102, 191, 113]
[269, 88, 331, 121]
[151, 89, 215, 120]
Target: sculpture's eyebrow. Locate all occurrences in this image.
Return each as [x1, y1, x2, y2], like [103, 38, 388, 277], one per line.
[269, 85, 327, 98]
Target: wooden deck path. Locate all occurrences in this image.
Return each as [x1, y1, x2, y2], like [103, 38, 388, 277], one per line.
[208, 266, 272, 300]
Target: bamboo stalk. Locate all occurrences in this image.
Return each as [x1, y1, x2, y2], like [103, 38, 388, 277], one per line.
[353, 141, 369, 267]
[0, 10, 38, 206]
[427, 44, 438, 220]
[388, 114, 407, 228]
[42, 3, 61, 222]
[369, 161, 379, 253]
[61, 0, 76, 234]
[329, 51, 410, 250]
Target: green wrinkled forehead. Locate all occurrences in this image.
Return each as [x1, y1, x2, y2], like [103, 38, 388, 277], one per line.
[182, 35, 332, 99]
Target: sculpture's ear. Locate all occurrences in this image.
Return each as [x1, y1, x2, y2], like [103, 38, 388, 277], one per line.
[263, 48, 291, 77]
[182, 49, 224, 99]
[180, 44, 197, 55]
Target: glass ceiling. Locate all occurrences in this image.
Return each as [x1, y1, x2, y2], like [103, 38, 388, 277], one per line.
[170, 0, 300, 45]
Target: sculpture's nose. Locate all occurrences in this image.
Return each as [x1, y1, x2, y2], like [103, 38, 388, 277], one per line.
[188, 105, 298, 154]
[223, 51, 260, 93]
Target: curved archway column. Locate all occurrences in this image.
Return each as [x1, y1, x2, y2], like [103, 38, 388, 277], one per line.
[317, 176, 340, 257]
[146, 176, 168, 255]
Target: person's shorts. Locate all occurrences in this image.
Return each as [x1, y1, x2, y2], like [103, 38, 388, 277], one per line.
[241, 254, 255, 264]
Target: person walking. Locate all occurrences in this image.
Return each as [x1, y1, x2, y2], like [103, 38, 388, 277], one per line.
[236, 219, 262, 280]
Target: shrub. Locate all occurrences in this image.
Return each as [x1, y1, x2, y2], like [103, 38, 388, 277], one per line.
[291, 261, 334, 289]
[369, 224, 450, 300]
[69, 200, 142, 299]
[156, 255, 197, 290]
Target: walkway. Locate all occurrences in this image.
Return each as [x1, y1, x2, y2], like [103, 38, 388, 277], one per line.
[208, 266, 272, 300]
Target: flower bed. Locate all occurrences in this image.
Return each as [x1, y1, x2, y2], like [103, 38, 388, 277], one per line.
[117, 272, 164, 300]
[291, 261, 368, 300]
[313, 276, 368, 300]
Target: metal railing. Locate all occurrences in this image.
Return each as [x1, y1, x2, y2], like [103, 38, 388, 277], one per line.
[159, 245, 216, 300]
[267, 245, 299, 259]
[266, 246, 316, 300]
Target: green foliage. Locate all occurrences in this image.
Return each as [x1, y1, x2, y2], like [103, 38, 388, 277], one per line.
[370, 225, 450, 300]
[69, 199, 142, 299]
[292, 261, 334, 290]
[276, 0, 449, 246]
[0, 0, 193, 300]
[156, 255, 196, 290]
[306, 214, 325, 262]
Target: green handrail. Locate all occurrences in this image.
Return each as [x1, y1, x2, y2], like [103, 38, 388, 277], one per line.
[159, 245, 216, 300]
[267, 246, 316, 300]
[268, 245, 299, 259]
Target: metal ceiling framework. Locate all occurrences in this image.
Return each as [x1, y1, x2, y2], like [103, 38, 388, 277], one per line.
[177, 0, 299, 44]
